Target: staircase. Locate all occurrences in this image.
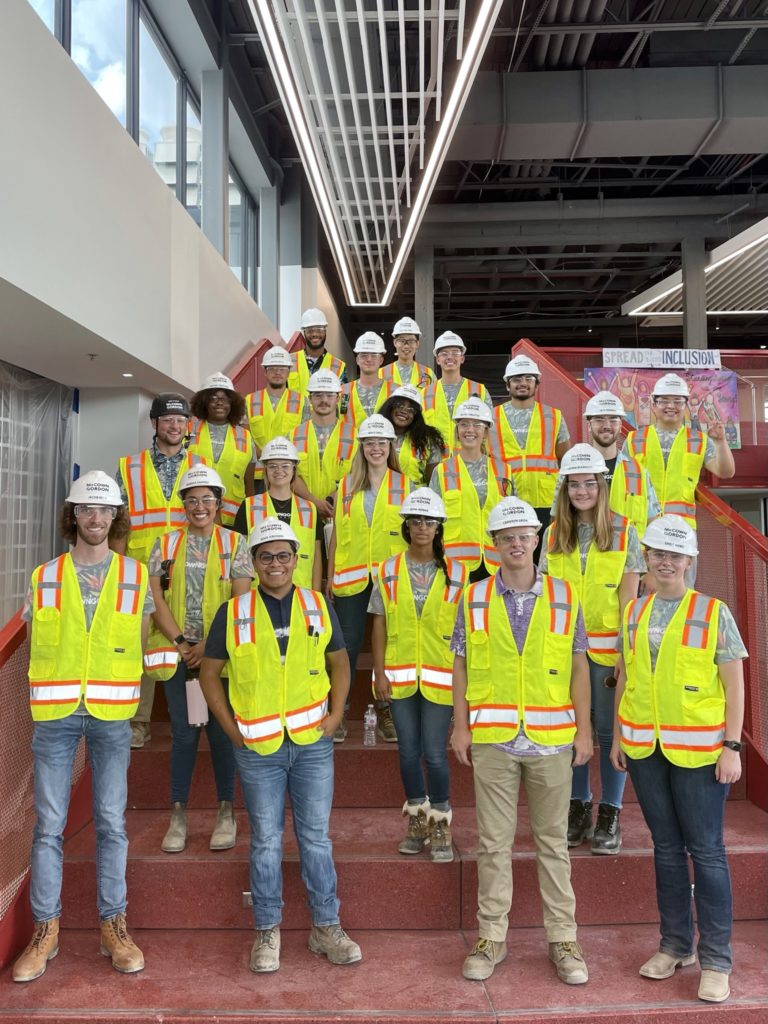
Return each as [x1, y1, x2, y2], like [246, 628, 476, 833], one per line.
[1, 666, 767, 1023]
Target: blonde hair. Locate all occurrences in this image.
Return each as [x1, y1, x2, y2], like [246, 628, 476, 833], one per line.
[454, 421, 489, 456]
[345, 441, 400, 494]
[549, 474, 613, 555]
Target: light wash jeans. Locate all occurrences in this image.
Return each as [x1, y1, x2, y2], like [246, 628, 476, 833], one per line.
[234, 735, 340, 930]
[571, 659, 627, 809]
[30, 714, 131, 922]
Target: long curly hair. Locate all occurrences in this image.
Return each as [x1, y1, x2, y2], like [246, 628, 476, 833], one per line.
[379, 396, 447, 462]
[59, 504, 130, 544]
[191, 388, 246, 426]
[400, 519, 450, 584]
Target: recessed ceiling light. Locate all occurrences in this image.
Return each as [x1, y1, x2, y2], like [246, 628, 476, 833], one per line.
[122, 372, 134, 378]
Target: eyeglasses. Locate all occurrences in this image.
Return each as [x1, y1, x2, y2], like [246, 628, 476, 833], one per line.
[508, 375, 537, 383]
[362, 439, 389, 449]
[265, 462, 294, 472]
[654, 398, 687, 408]
[406, 517, 439, 528]
[394, 337, 419, 346]
[647, 549, 687, 564]
[157, 416, 188, 427]
[392, 400, 416, 412]
[567, 480, 600, 492]
[256, 550, 294, 565]
[496, 531, 538, 545]
[183, 496, 218, 508]
[74, 504, 117, 520]
[590, 416, 621, 426]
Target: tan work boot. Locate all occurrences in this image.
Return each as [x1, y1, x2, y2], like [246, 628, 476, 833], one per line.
[376, 705, 397, 743]
[698, 969, 731, 1003]
[333, 716, 348, 744]
[161, 802, 187, 853]
[427, 807, 454, 863]
[210, 800, 237, 850]
[462, 938, 507, 980]
[100, 914, 144, 973]
[399, 800, 430, 855]
[249, 927, 280, 973]
[639, 950, 696, 979]
[549, 941, 588, 985]
[308, 924, 362, 964]
[12, 918, 60, 983]
[130, 721, 150, 749]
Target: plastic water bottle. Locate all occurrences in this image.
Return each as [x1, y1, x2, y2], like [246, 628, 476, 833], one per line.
[363, 704, 377, 747]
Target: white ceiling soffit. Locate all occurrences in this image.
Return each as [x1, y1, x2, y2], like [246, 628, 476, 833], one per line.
[622, 215, 768, 321]
[246, 0, 506, 306]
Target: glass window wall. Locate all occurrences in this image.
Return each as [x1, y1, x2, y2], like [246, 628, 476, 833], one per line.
[71, 0, 127, 127]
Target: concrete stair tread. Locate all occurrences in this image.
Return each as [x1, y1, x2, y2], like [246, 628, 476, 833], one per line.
[1, 922, 766, 1023]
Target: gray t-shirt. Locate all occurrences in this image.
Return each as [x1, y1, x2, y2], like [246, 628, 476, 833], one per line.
[362, 487, 377, 527]
[502, 404, 570, 447]
[441, 382, 462, 416]
[356, 384, 383, 417]
[655, 428, 716, 465]
[207, 422, 256, 465]
[369, 556, 439, 618]
[314, 422, 334, 457]
[148, 531, 254, 642]
[539, 521, 646, 574]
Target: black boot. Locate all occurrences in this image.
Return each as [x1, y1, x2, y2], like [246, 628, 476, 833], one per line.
[591, 803, 621, 855]
[567, 799, 593, 848]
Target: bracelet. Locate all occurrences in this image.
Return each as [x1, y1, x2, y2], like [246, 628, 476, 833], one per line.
[173, 634, 187, 646]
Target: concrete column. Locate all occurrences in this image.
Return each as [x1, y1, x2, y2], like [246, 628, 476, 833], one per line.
[278, 167, 303, 339]
[259, 185, 280, 329]
[201, 69, 229, 260]
[414, 243, 435, 371]
[681, 236, 707, 349]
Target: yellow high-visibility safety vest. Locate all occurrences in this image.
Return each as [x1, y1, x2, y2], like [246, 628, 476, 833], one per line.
[332, 470, 409, 596]
[226, 587, 331, 755]
[544, 513, 631, 666]
[422, 379, 490, 455]
[245, 389, 305, 451]
[490, 402, 563, 507]
[288, 350, 346, 395]
[244, 493, 316, 588]
[119, 450, 205, 564]
[396, 437, 430, 485]
[343, 380, 392, 426]
[619, 591, 725, 768]
[144, 526, 237, 681]
[290, 418, 356, 500]
[188, 420, 252, 527]
[28, 553, 147, 721]
[379, 361, 434, 389]
[624, 425, 705, 525]
[464, 573, 578, 746]
[435, 456, 507, 571]
[376, 553, 466, 704]
[610, 455, 650, 537]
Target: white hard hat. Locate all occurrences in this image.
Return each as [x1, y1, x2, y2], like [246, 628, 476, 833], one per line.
[357, 413, 396, 441]
[392, 384, 423, 407]
[248, 516, 299, 550]
[262, 345, 293, 368]
[301, 307, 328, 329]
[400, 487, 447, 521]
[641, 514, 698, 556]
[260, 437, 299, 462]
[653, 373, 689, 398]
[201, 372, 235, 392]
[585, 391, 626, 418]
[67, 470, 123, 506]
[354, 331, 386, 355]
[433, 330, 466, 354]
[307, 369, 342, 393]
[504, 355, 541, 380]
[178, 464, 226, 494]
[453, 397, 494, 425]
[559, 443, 609, 476]
[487, 497, 541, 534]
[392, 316, 421, 337]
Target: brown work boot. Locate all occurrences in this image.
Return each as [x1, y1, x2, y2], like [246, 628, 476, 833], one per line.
[249, 927, 280, 973]
[308, 924, 362, 964]
[210, 800, 237, 850]
[427, 807, 454, 863]
[100, 913, 144, 973]
[12, 919, 59, 983]
[399, 800, 429, 855]
[130, 721, 151, 749]
[376, 705, 397, 743]
[161, 802, 187, 853]
[549, 941, 589, 985]
[462, 937, 507, 980]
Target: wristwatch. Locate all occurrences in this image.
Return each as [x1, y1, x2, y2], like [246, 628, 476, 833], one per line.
[173, 634, 187, 647]
[723, 740, 742, 752]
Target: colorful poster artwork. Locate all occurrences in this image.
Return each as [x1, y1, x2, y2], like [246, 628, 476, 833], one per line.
[584, 367, 741, 449]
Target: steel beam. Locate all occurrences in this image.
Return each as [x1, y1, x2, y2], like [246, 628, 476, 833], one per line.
[414, 244, 435, 366]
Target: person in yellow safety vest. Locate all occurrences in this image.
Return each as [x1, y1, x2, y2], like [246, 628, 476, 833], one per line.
[144, 464, 254, 856]
[245, 346, 306, 481]
[290, 369, 356, 521]
[450, 496, 592, 986]
[14, 471, 153, 984]
[188, 372, 256, 527]
[489, 353, 571, 553]
[326, 414, 410, 744]
[550, 391, 661, 538]
[343, 331, 393, 425]
[423, 331, 491, 453]
[379, 316, 435, 389]
[429, 397, 514, 582]
[199, 516, 361, 975]
[540, 444, 644, 857]
[114, 392, 206, 751]
[288, 307, 348, 394]
[370, 488, 466, 863]
[624, 373, 735, 526]
[379, 384, 448, 485]
[238, 437, 322, 589]
[610, 515, 746, 1005]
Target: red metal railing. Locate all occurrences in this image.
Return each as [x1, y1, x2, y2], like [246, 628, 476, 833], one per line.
[229, 332, 304, 396]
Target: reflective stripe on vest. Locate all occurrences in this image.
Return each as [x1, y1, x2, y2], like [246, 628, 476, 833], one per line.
[469, 576, 493, 633]
[469, 703, 520, 730]
[36, 555, 65, 610]
[117, 557, 142, 615]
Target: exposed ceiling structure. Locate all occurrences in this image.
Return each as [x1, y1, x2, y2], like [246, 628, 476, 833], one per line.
[217, 0, 768, 348]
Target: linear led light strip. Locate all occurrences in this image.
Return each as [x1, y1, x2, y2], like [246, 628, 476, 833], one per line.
[249, 0, 504, 307]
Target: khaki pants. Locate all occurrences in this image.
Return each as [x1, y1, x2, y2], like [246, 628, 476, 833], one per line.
[131, 673, 156, 725]
[472, 745, 577, 943]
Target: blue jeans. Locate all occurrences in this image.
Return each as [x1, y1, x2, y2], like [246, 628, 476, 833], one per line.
[627, 746, 733, 972]
[389, 692, 453, 807]
[333, 581, 373, 708]
[571, 659, 627, 809]
[234, 736, 340, 930]
[30, 714, 131, 922]
[163, 662, 235, 805]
